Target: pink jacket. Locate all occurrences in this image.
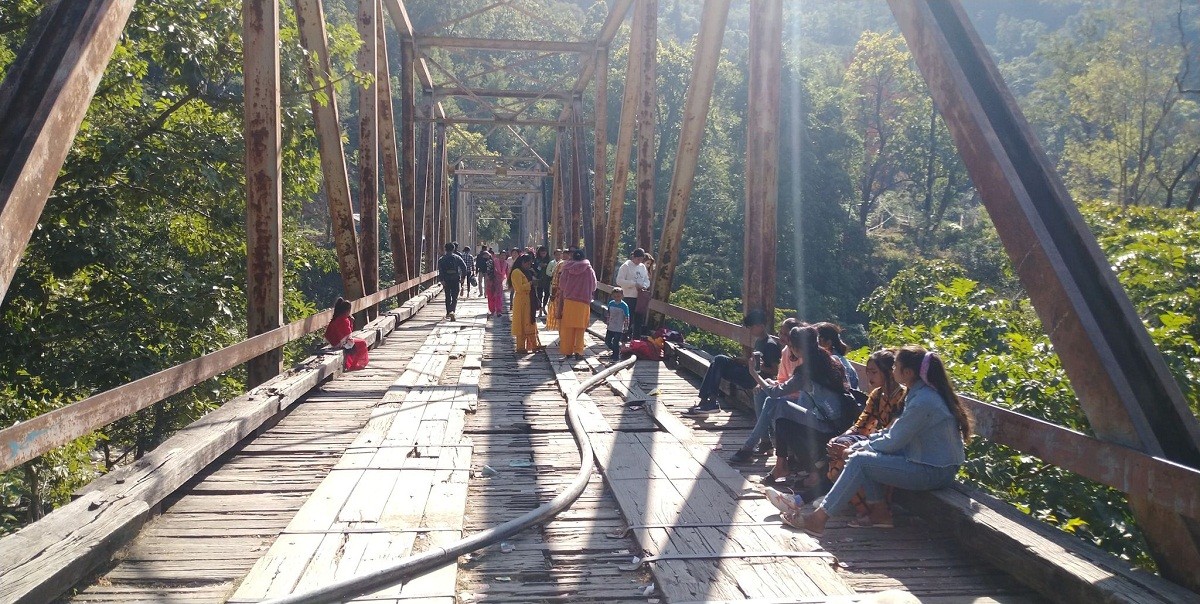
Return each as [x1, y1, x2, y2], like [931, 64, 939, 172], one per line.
[559, 259, 597, 303]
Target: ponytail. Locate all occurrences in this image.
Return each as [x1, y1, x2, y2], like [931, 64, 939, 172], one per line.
[897, 346, 972, 440]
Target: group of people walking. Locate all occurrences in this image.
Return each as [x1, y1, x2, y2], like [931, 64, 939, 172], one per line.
[437, 242, 609, 358]
[688, 312, 972, 538]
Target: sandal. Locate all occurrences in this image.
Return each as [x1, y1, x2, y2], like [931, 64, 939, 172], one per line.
[764, 487, 803, 515]
[848, 515, 894, 529]
[780, 510, 823, 538]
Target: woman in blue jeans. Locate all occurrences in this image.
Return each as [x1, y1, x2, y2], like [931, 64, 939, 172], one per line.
[785, 346, 973, 535]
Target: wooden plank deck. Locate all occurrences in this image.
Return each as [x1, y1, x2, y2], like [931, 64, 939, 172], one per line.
[574, 316, 1045, 603]
[67, 295, 448, 604]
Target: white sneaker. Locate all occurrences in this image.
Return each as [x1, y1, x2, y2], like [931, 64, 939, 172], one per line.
[764, 487, 803, 515]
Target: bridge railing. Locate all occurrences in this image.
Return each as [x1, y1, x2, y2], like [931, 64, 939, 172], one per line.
[595, 283, 1200, 522]
[0, 272, 438, 473]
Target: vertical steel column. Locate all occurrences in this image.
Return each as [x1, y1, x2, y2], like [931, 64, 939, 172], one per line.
[244, 0, 284, 386]
[570, 103, 587, 251]
[592, 47, 610, 270]
[0, 1, 135, 304]
[415, 103, 431, 271]
[550, 136, 564, 249]
[377, 2, 410, 287]
[742, 0, 781, 324]
[420, 102, 436, 270]
[652, 0, 730, 306]
[600, 4, 645, 283]
[889, 0, 1200, 587]
[356, 0, 379, 318]
[634, 0, 658, 251]
[294, 0, 365, 303]
[400, 39, 419, 278]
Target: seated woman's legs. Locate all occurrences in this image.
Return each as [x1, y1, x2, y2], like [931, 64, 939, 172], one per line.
[771, 417, 831, 480]
[737, 393, 779, 454]
[806, 449, 958, 531]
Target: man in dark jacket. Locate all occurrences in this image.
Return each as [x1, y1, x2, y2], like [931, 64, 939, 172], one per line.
[437, 242, 468, 321]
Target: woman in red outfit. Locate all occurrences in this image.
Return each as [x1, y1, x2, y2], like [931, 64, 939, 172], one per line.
[324, 298, 369, 370]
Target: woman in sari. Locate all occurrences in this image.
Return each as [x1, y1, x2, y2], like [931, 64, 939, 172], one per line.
[509, 254, 543, 354]
[486, 249, 507, 317]
[557, 249, 597, 359]
[324, 297, 369, 370]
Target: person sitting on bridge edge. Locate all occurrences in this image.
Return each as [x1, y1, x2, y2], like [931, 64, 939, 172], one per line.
[437, 242, 468, 322]
[730, 317, 801, 462]
[324, 297, 369, 371]
[817, 321, 860, 389]
[684, 309, 781, 416]
[785, 346, 971, 537]
[615, 248, 651, 339]
[749, 325, 850, 491]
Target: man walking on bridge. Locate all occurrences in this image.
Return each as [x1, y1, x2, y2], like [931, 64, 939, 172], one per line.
[438, 242, 468, 321]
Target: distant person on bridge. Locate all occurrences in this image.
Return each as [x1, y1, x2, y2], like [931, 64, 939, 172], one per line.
[557, 248, 597, 360]
[458, 245, 475, 299]
[478, 250, 504, 317]
[437, 242, 468, 322]
[534, 246, 553, 318]
[615, 248, 650, 339]
[509, 254, 543, 355]
[684, 309, 781, 416]
[787, 347, 971, 537]
[324, 297, 369, 371]
[474, 248, 491, 298]
[546, 249, 567, 331]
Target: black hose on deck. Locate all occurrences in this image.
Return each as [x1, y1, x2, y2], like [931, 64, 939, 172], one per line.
[261, 356, 638, 604]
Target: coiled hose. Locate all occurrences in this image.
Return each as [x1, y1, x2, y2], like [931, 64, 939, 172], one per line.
[261, 355, 638, 604]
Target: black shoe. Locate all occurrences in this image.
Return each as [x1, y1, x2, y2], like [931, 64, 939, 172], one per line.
[683, 401, 722, 416]
[731, 448, 755, 463]
[755, 439, 774, 456]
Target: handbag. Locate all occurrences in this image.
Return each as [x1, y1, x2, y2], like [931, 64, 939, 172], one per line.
[635, 289, 651, 314]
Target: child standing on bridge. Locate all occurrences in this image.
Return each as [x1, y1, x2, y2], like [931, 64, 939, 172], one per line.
[603, 289, 631, 360]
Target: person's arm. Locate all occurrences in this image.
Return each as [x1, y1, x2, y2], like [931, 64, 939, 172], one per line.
[615, 264, 634, 289]
[635, 265, 651, 289]
[867, 395, 937, 454]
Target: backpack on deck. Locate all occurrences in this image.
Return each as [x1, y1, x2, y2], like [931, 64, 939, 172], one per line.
[438, 255, 462, 279]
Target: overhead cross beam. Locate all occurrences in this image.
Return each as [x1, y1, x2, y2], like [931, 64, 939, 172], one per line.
[415, 36, 591, 53]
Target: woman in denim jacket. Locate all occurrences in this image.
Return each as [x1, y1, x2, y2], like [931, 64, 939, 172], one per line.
[787, 346, 972, 536]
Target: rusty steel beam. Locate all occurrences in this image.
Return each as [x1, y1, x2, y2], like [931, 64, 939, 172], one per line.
[599, 0, 645, 284]
[420, 102, 437, 271]
[572, 100, 591, 252]
[414, 36, 592, 53]
[401, 39, 420, 277]
[592, 47, 610, 273]
[742, 0, 781, 324]
[568, 106, 585, 249]
[889, 0, 1200, 588]
[652, 0, 730, 309]
[381, 0, 414, 38]
[634, 0, 657, 251]
[377, 2, 410, 287]
[294, 0, 366, 303]
[424, 116, 564, 127]
[244, 0, 285, 387]
[357, 0, 380, 319]
[433, 86, 571, 100]
[441, 126, 452, 247]
[0, 0, 135, 304]
[550, 138, 564, 249]
[570, 0, 635, 96]
[431, 123, 446, 255]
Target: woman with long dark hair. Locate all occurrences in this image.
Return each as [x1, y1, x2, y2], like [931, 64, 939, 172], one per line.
[323, 297, 369, 370]
[534, 245, 553, 317]
[509, 254, 543, 354]
[816, 322, 859, 389]
[748, 326, 849, 486]
[787, 346, 971, 536]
